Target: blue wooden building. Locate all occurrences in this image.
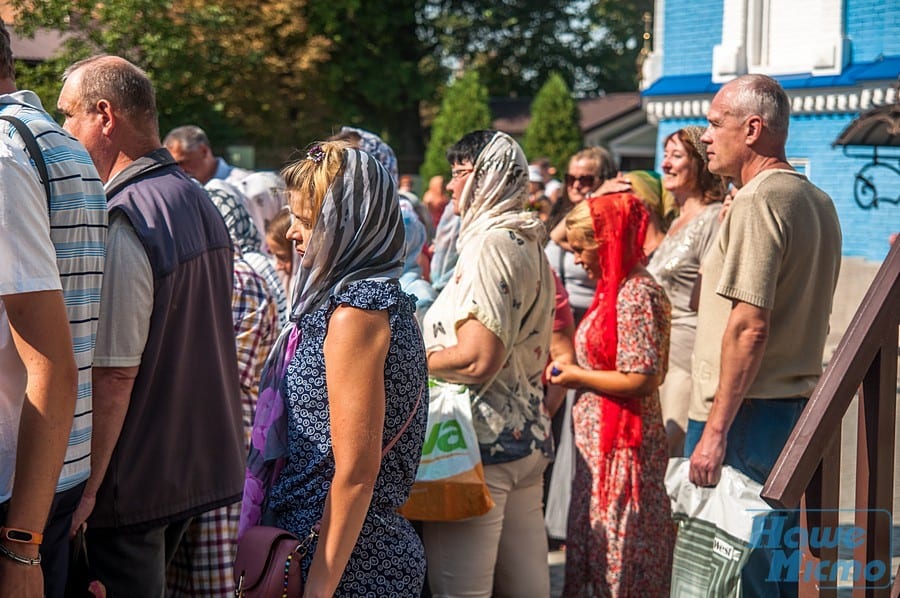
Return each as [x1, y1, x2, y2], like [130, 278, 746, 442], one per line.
[640, 0, 899, 262]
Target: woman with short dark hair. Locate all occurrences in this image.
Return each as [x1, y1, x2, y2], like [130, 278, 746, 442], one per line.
[422, 130, 556, 597]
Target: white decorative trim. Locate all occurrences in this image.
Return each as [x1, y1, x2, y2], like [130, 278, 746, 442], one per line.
[712, 0, 748, 82]
[788, 158, 810, 179]
[640, 0, 666, 90]
[641, 53, 664, 90]
[644, 85, 897, 124]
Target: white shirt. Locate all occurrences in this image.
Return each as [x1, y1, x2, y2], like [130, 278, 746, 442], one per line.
[0, 141, 61, 502]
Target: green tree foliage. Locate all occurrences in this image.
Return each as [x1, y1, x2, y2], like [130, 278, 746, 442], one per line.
[9, 0, 652, 170]
[420, 0, 653, 97]
[301, 0, 438, 170]
[419, 70, 491, 182]
[13, 61, 63, 114]
[522, 73, 583, 175]
[9, 0, 331, 166]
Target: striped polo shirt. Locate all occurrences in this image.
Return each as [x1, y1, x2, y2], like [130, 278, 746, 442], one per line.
[0, 91, 107, 492]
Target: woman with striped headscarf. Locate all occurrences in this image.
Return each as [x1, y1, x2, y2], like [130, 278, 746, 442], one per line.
[239, 140, 429, 596]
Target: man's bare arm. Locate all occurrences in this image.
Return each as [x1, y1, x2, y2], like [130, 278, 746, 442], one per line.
[1, 290, 76, 594]
[68, 366, 138, 535]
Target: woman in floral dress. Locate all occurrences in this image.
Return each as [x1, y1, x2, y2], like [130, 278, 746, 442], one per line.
[548, 193, 674, 596]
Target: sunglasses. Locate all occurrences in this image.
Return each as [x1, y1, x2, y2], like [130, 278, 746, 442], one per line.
[564, 174, 598, 187]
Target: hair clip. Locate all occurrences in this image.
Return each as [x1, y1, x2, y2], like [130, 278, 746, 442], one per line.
[307, 145, 326, 164]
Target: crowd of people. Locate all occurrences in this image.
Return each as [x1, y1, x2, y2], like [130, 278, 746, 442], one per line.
[0, 15, 846, 597]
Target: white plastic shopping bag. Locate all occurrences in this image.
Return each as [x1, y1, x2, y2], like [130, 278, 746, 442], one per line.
[399, 379, 494, 521]
[666, 458, 772, 597]
[545, 388, 575, 539]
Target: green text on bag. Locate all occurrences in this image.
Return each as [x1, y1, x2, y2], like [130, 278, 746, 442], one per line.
[422, 420, 467, 456]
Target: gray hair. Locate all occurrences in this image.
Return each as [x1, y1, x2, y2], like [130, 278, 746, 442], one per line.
[568, 146, 617, 182]
[63, 55, 158, 134]
[163, 125, 211, 153]
[727, 74, 791, 141]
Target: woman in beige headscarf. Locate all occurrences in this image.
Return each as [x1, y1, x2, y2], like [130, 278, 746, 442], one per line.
[422, 130, 556, 597]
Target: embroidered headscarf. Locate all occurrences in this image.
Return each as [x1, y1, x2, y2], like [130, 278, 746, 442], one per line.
[456, 131, 545, 248]
[679, 125, 710, 167]
[240, 146, 404, 534]
[582, 192, 650, 503]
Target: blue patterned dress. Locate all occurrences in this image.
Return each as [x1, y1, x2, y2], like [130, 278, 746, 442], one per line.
[267, 280, 428, 596]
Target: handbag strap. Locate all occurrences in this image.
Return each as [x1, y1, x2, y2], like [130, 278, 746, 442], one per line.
[0, 114, 52, 215]
[381, 383, 424, 458]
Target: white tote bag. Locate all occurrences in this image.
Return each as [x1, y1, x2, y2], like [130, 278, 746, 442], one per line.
[399, 379, 494, 521]
[666, 458, 772, 597]
[544, 388, 576, 539]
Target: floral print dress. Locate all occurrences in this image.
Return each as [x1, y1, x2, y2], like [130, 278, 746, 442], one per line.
[564, 274, 675, 596]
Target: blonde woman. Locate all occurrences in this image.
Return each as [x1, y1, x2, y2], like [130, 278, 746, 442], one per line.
[549, 194, 674, 596]
[241, 141, 428, 596]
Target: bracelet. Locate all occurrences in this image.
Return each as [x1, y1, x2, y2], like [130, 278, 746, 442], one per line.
[0, 542, 41, 566]
[0, 527, 43, 545]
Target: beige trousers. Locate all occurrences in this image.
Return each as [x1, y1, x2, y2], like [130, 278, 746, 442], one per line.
[422, 449, 550, 598]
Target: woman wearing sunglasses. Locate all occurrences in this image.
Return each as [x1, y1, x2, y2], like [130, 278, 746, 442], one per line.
[545, 147, 617, 323]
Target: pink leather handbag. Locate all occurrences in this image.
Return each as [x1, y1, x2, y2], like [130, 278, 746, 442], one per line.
[233, 524, 318, 597]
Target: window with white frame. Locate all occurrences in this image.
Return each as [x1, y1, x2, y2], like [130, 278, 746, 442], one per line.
[713, 0, 847, 82]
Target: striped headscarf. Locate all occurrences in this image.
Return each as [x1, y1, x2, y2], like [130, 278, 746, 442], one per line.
[289, 147, 404, 320]
[240, 147, 404, 534]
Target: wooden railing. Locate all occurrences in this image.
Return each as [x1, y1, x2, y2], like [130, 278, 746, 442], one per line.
[762, 240, 900, 597]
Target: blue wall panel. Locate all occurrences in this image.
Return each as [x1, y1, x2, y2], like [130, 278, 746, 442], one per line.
[846, 0, 900, 61]
[662, 0, 722, 75]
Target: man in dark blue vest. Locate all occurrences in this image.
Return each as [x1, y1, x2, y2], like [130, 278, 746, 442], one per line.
[58, 55, 245, 597]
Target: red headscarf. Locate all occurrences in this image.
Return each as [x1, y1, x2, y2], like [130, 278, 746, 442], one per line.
[583, 193, 650, 500]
